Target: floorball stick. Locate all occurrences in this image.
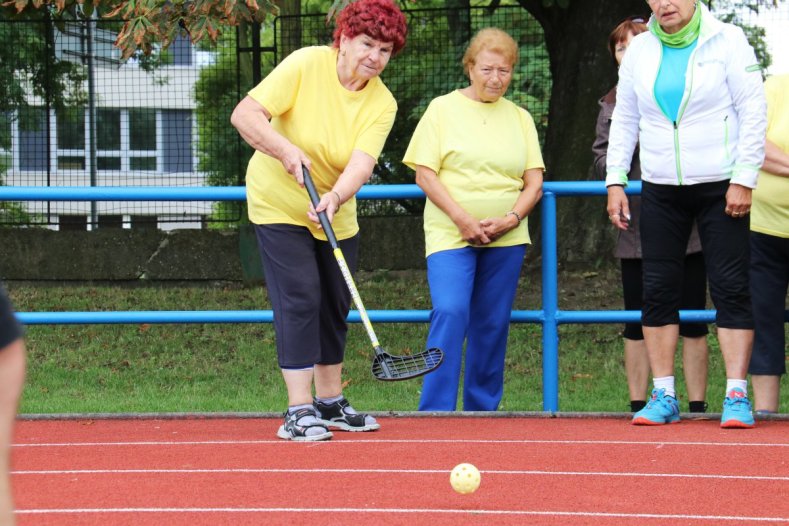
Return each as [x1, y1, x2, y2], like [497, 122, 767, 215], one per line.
[302, 166, 443, 381]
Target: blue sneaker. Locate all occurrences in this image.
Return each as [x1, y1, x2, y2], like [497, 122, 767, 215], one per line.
[632, 388, 680, 425]
[720, 388, 755, 429]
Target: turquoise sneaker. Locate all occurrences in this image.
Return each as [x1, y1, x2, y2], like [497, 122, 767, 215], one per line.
[720, 388, 755, 429]
[632, 388, 680, 425]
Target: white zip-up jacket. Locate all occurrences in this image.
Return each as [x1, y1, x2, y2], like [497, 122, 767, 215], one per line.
[606, 3, 766, 189]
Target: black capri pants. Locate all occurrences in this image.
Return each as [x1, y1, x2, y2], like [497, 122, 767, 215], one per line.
[640, 180, 752, 329]
[748, 231, 788, 376]
[0, 284, 23, 350]
[254, 224, 359, 369]
[621, 253, 708, 340]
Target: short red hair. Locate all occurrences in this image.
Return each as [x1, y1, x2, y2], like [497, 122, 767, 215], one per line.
[332, 0, 408, 56]
[608, 16, 648, 59]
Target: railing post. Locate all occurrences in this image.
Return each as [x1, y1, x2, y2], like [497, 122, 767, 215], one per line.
[540, 191, 559, 412]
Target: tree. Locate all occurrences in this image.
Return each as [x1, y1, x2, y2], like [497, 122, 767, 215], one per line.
[0, 14, 89, 224]
[3, 0, 276, 59]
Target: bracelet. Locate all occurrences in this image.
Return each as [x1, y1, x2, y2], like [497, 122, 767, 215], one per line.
[331, 190, 342, 211]
[506, 210, 522, 226]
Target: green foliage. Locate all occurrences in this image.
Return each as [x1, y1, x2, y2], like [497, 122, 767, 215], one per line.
[0, 169, 32, 225]
[194, 26, 278, 226]
[711, 0, 774, 71]
[0, 21, 87, 116]
[0, 19, 88, 223]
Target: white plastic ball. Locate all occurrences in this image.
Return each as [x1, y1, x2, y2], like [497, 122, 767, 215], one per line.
[450, 463, 481, 494]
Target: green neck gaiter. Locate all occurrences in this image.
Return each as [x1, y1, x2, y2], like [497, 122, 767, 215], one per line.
[650, 4, 702, 48]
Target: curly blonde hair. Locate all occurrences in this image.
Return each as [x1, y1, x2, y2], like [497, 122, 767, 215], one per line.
[462, 28, 518, 76]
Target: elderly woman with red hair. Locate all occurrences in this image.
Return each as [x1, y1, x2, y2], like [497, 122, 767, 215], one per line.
[231, 0, 407, 441]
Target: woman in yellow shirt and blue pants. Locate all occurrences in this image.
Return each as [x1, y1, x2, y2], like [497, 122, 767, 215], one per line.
[404, 28, 544, 411]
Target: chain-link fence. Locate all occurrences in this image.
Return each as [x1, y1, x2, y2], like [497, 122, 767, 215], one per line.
[1, 2, 787, 229]
[0, 18, 241, 229]
[266, 6, 551, 217]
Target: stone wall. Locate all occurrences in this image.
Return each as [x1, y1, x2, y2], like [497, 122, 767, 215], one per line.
[0, 216, 428, 282]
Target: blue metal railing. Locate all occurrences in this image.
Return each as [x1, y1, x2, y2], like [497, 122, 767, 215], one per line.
[3, 183, 785, 411]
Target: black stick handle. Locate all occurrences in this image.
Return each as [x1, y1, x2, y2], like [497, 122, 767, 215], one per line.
[302, 166, 339, 249]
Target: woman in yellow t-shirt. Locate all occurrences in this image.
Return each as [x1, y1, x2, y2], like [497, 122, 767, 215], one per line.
[403, 28, 545, 411]
[230, 0, 407, 441]
[748, 73, 789, 415]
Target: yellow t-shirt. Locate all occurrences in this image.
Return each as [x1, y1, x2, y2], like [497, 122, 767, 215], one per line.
[402, 90, 545, 256]
[245, 46, 397, 240]
[752, 74, 789, 238]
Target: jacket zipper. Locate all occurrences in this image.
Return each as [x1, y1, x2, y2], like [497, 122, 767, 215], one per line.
[673, 47, 696, 186]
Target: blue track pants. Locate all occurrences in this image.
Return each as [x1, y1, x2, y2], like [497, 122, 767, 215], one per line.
[419, 244, 526, 411]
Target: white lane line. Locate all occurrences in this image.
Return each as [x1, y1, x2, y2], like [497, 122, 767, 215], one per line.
[13, 507, 789, 522]
[12, 468, 789, 481]
[12, 439, 789, 448]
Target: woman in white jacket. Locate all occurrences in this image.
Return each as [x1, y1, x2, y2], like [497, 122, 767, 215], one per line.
[605, 0, 766, 429]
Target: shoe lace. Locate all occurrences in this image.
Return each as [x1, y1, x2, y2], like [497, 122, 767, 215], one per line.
[724, 395, 750, 411]
[644, 389, 676, 412]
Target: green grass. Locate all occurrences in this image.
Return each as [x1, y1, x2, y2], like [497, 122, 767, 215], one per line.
[7, 269, 786, 415]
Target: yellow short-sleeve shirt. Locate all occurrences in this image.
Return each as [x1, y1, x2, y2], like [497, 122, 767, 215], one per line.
[403, 90, 545, 256]
[752, 74, 789, 238]
[245, 46, 397, 240]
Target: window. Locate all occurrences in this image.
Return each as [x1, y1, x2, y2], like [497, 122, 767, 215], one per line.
[56, 108, 85, 170]
[97, 109, 121, 171]
[129, 109, 156, 150]
[129, 109, 157, 171]
[16, 107, 193, 174]
[130, 157, 157, 170]
[97, 110, 121, 150]
[0, 113, 10, 170]
[162, 110, 193, 173]
[18, 107, 47, 171]
[57, 109, 85, 149]
[169, 34, 193, 66]
[97, 157, 121, 170]
[94, 108, 158, 172]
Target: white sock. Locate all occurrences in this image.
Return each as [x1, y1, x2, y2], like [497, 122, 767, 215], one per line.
[653, 376, 676, 398]
[726, 379, 748, 395]
[286, 404, 326, 437]
[288, 403, 313, 414]
[316, 394, 344, 406]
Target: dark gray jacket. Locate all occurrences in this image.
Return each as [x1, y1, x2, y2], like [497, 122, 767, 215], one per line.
[593, 86, 702, 259]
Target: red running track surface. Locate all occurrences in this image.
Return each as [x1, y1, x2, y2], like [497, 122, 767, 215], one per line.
[11, 417, 789, 525]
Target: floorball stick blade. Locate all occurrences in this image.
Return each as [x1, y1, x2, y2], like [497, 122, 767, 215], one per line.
[371, 347, 444, 381]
